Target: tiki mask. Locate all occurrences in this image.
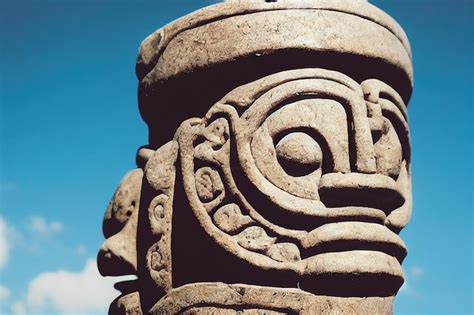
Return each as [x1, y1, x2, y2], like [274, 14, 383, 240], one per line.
[99, 1, 413, 313]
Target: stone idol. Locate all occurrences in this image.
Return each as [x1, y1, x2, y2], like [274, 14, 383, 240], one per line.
[98, 0, 413, 314]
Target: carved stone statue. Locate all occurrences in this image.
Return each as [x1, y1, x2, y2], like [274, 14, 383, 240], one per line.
[98, 1, 413, 314]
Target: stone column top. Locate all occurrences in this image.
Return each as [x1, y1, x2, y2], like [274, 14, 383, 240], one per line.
[136, 0, 412, 102]
[99, 1, 415, 313]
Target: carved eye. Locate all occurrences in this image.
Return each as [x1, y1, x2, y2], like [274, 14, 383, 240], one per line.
[275, 132, 322, 177]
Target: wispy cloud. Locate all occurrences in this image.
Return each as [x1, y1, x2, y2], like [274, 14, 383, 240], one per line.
[0, 215, 64, 256]
[10, 258, 133, 315]
[399, 280, 419, 297]
[76, 244, 87, 256]
[400, 264, 425, 298]
[409, 265, 424, 280]
[27, 216, 64, 237]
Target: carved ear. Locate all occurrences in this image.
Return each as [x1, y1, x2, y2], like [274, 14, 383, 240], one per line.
[139, 141, 179, 296]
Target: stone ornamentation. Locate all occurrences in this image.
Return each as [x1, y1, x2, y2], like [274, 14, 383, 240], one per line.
[98, 1, 414, 314]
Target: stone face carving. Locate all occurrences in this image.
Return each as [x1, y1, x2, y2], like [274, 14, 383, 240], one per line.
[98, 1, 413, 314]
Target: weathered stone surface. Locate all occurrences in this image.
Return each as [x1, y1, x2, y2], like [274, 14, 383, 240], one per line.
[213, 203, 254, 234]
[150, 283, 394, 315]
[99, 0, 414, 313]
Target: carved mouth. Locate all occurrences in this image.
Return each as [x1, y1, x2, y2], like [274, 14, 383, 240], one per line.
[301, 222, 407, 263]
[114, 279, 139, 296]
[297, 223, 406, 296]
[108, 278, 141, 314]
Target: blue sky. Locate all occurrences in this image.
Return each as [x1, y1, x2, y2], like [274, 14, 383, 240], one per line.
[0, 1, 472, 314]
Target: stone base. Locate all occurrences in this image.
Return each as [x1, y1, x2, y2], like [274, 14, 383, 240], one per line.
[151, 283, 394, 314]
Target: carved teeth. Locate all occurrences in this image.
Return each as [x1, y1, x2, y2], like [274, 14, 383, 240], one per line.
[303, 251, 403, 279]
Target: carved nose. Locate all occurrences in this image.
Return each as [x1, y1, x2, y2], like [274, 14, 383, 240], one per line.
[98, 234, 137, 276]
[349, 96, 378, 174]
[319, 173, 405, 214]
[98, 215, 138, 277]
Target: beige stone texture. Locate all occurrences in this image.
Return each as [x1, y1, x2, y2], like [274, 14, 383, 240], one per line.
[151, 283, 393, 315]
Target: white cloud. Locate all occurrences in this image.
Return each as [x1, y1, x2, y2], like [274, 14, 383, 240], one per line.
[11, 301, 26, 315]
[0, 216, 10, 269]
[13, 258, 132, 315]
[0, 284, 11, 301]
[50, 221, 64, 233]
[27, 216, 64, 237]
[29, 216, 47, 234]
